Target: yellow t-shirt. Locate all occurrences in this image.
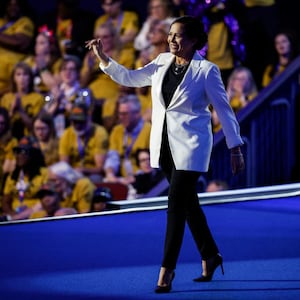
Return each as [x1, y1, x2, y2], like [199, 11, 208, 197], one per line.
[0, 16, 34, 93]
[207, 22, 234, 70]
[61, 177, 96, 213]
[109, 121, 151, 176]
[3, 167, 48, 211]
[244, 0, 275, 7]
[81, 48, 135, 118]
[0, 92, 45, 136]
[261, 64, 285, 88]
[94, 11, 139, 51]
[59, 123, 109, 168]
[23, 56, 62, 94]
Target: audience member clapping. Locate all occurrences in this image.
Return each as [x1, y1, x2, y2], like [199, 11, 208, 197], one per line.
[0, 0, 35, 96]
[0, 62, 45, 140]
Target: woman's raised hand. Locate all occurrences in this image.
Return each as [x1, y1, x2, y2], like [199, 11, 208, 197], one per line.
[85, 39, 109, 66]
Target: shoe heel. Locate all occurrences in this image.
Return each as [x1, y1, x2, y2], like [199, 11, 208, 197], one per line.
[220, 262, 224, 275]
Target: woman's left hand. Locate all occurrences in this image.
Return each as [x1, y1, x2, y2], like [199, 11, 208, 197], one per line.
[230, 147, 245, 175]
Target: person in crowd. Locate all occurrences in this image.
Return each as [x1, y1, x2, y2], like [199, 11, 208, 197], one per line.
[47, 161, 95, 214]
[91, 186, 112, 212]
[211, 66, 257, 132]
[30, 181, 66, 219]
[44, 55, 91, 137]
[102, 94, 151, 183]
[135, 20, 170, 122]
[0, 0, 35, 96]
[240, 0, 279, 89]
[59, 102, 109, 184]
[81, 21, 135, 131]
[134, 0, 175, 52]
[205, 179, 229, 192]
[262, 30, 299, 88]
[23, 26, 62, 95]
[36, 0, 97, 60]
[131, 148, 166, 197]
[1, 136, 48, 218]
[32, 112, 60, 166]
[201, 0, 244, 86]
[0, 107, 18, 202]
[1, 160, 95, 221]
[0, 61, 45, 140]
[86, 15, 244, 293]
[94, 0, 139, 56]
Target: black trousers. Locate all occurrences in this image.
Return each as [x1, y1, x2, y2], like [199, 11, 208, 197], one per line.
[159, 133, 219, 270]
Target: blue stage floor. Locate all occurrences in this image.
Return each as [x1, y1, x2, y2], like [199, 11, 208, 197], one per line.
[1, 184, 300, 300]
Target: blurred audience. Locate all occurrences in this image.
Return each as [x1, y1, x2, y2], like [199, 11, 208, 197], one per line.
[32, 112, 60, 166]
[91, 186, 112, 212]
[0, 0, 35, 96]
[36, 0, 97, 59]
[30, 181, 68, 219]
[0, 61, 44, 140]
[0, 107, 17, 200]
[135, 20, 170, 122]
[81, 21, 135, 131]
[211, 66, 257, 132]
[44, 55, 92, 137]
[1, 136, 48, 218]
[104, 94, 151, 183]
[240, 0, 279, 89]
[23, 26, 62, 95]
[131, 148, 166, 198]
[59, 102, 109, 184]
[262, 30, 299, 88]
[94, 0, 139, 55]
[201, 0, 243, 86]
[47, 161, 95, 214]
[134, 0, 175, 52]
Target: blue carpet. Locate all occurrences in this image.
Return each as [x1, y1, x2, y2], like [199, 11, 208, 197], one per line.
[1, 196, 300, 299]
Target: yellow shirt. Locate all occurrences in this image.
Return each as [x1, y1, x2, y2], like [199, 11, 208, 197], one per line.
[59, 123, 109, 168]
[3, 167, 48, 211]
[0, 92, 45, 136]
[82, 48, 135, 118]
[109, 121, 151, 176]
[23, 56, 62, 94]
[207, 22, 234, 70]
[0, 16, 34, 93]
[261, 64, 285, 88]
[94, 11, 139, 52]
[244, 0, 275, 7]
[61, 177, 95, 213]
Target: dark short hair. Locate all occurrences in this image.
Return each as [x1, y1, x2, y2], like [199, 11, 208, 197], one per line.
[170, 15, 207, 50]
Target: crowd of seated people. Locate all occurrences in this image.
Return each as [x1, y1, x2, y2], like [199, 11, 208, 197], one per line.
[0, 0, 299, 221]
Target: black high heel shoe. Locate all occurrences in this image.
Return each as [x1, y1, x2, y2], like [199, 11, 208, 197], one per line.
[155, 270, 175, 293]
[193, 253, 224, 282]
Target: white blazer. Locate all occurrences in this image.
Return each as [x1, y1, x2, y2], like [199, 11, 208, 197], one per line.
[100, 52, 243, 172]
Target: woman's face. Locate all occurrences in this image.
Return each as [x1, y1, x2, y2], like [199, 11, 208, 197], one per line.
[14, 67, 30, 91]
[34, 119, 50, 142]
[35, 33, 50, 55]
[231, 71, 249, 94]
[149, 0, 169, 20]
[167, 22, 195, 58]
[138, 150, 151, 173]
[275, 34, 291, 56]
[60, 61, 78, 85]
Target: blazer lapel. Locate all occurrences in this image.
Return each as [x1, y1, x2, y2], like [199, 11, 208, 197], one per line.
[168, 52, 204, 108]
